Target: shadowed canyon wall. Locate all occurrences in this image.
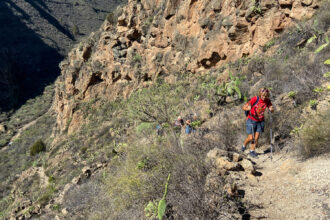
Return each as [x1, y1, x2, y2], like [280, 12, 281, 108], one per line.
[0, 0, 127, 111]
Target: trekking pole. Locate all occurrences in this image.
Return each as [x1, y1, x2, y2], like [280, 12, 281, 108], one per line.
[269, 110, 273, 160]
[269, 88, 276, 160]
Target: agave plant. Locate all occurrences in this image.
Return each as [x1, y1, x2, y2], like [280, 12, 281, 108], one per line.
[217, 72, 242, 100]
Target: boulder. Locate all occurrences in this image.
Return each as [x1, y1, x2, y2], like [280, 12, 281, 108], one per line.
[232, 153, 241, 162]
[278, 0, 293, 6]
[240, 159, 255, 174]
[0, 124, 6, 133]
[215, 156, 240, 171]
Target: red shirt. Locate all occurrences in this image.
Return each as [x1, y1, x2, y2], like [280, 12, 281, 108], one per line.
[247, 96, 272, 122]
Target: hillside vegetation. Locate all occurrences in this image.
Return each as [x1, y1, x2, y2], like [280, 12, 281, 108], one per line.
[0, 1, 329, 220]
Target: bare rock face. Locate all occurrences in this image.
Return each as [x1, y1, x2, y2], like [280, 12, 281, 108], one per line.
[54, 0, 321, 133]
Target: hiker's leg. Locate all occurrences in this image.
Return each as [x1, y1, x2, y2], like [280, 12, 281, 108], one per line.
[244, 134, 253, 146]
[244, 119, 256, 149]
[250, 132, 260, 151]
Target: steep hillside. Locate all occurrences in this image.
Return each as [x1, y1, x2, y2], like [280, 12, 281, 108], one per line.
[0, 0, 329, 219]
[0, 0, 126, 111]
[54, 0, 321, 134]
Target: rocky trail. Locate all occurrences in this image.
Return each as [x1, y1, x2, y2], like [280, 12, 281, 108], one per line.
[1, 107, 54, 152]
[0, 119, 39, 152]
[241, 145, 330, 220]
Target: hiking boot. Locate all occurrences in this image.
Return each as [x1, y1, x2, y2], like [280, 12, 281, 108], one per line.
[249, 151, 258, 158]
[241, 146, 246, 152]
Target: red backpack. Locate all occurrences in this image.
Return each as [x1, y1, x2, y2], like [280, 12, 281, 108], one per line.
[244, 96, 260, 117]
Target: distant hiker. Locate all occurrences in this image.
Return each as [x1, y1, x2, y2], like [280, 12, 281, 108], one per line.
[174, 116, 184, 126]
[185, 119, 192, 134]
[174, 116, 184, 133]
[156, 124, 162, 136]
[193, 113, 198, 121]
[241, 88, 274, 158]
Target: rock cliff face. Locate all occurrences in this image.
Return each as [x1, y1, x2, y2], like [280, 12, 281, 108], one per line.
[54, 0, 321, 133]
[0, 0, 126, 111]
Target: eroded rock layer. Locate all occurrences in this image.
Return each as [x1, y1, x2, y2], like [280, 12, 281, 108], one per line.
[55, 0, 321, 133]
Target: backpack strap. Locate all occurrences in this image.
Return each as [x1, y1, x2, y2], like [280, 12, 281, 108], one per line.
[252, 96, 259, 108]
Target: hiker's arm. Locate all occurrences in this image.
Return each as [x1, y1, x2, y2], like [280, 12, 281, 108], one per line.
[269, 105, 274, 112]
[242, 102, 251, 111]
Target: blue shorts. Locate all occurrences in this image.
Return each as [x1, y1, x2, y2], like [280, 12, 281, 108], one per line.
[246, 118, 265, 134]
[185, 125, 192, 134]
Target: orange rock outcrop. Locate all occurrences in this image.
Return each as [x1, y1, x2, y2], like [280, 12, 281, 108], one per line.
[54, 0, 320, 133]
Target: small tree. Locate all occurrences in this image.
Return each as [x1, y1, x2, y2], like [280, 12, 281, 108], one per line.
[72, 24, 79, 36]
[30, 139, 46, 156]
[127, 83, 186, 147]
[127, 83, 186, 125]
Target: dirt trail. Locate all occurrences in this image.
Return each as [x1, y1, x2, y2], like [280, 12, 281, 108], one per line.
[241, 146, 330, 220]
[0, 119, 39, 152]
[1, 107, 53, 152]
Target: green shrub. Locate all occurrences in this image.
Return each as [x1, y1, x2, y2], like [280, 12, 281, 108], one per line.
[262, 38, 275, 51]
[106, 6, 122, 25]
[315, 36, 329, 53]
[309, 99, 318, 109]
[133, 53, 141, 63]
[144, 200, 158, 219]
[72, 24, 79, 36]
[299, 110, 330, 158]
[127, 83, 186, 126]
[290, 124, 303, 136]
[197, 72, 243, 109]
[106, 13, 117, 24]
[37, 184, 55, 206]
[191, 120, 201, 129]
[313, 87, 324, 94]
[288, 91, 297, 98]
[136, 122, 154, 135]
[30, 139, 46, 156]
[136, 157, 150, 170]
[51, 204, 61, 211]
[306, 34, 317, 45]
[80, 146, 88, 154]
[48, 176, 55, 184]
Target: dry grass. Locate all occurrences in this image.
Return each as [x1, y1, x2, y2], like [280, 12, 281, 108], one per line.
[299, 110, 330, 158]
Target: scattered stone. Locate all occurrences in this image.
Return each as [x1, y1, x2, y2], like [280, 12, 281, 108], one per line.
[32, 205, 41, 215]
[253, 72, 263, 77]
[96, 162, 103, 169]
[225, 96, 234, 103]
[224, 182, 238, 196]
[301, 0, 313, 6]
[215, 156, 240, 171]
[240, 159, 255, 174]
[62, 208, 69, 216]
[82, 166, 92, 177]
[72, 176, 81, 185]
[0, 124, 6, 133]
[278, 0, 293, 6]
[232, 153, 241, 162]
[207, 148, 227, 161]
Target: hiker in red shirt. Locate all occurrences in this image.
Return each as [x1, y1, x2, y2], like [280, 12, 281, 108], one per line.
[241, 88, 274, 158]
